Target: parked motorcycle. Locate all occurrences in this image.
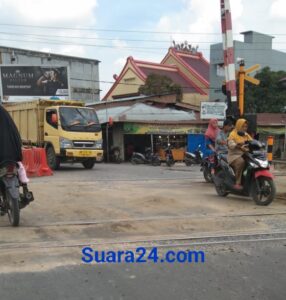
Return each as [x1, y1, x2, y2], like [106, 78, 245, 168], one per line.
[184, 145, 203, 166]
[130, 148, 161, 166]
[165, 144, 175, 167]
[213, 137, 276, 206]
[110, 147, 122, 163]
[0, 161, 34, 226]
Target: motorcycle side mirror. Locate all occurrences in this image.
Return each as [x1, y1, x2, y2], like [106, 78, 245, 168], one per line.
[237, 131, 246, 137]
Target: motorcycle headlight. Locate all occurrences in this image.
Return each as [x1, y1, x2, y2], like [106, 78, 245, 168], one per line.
[256, 159, 269, 168]
[95, 139, 102, 149]
[60, 137, 73, 149]
[249, 161, 259, 168]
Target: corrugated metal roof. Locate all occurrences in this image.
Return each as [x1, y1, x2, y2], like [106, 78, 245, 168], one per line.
[96, 103, 196, 124]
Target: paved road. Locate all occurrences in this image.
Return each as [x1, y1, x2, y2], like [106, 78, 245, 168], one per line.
[43, 162, 204, 181]
[0, 163, 285, 299]
[0, 240, 285, 300]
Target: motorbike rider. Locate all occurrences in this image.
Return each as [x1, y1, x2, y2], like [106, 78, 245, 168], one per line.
[215, 119, 233, 156]
[0, 105, 29, 187]
[205, 118, 219, 156]
[227, 118, 252, 190]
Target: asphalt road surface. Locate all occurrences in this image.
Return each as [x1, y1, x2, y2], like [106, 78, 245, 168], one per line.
[0, 163, 285, 300]
[0, 240, 285, 300]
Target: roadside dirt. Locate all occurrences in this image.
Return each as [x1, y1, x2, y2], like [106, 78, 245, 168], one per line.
[0, 168, 285, 273]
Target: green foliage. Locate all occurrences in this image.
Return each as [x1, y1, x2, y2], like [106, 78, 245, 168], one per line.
[138, 73, 182, 99]
[244, 67, 286, 113]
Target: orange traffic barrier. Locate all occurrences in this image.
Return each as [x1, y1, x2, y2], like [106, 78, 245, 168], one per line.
[33, 148, 53, 177]
[22, 148, 37, 177]
[22, 147, 53, 177]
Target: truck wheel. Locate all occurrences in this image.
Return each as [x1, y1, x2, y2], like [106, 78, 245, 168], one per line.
[82, 159, 95, 169]
[46, 146, 60, 170]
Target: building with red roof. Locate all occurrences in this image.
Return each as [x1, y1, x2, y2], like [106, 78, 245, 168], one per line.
[103, 47, 210, 107]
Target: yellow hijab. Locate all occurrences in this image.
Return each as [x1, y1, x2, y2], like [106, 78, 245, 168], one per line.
[228, 118, 252, 144]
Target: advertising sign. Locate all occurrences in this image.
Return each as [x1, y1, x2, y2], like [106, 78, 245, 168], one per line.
[0, 66, 69, 102]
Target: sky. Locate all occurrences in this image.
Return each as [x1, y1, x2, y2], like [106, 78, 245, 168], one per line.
[0, 0, 286, 98]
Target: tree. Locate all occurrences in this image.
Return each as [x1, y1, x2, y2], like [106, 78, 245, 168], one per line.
[138, 73, 182, 99]
[244, 67, 286, 113]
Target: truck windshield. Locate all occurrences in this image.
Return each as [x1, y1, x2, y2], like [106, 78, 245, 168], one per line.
[60, 107, 101, 132]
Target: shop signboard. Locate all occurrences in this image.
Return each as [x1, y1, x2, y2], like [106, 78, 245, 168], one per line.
[123, 123, 204, 135]
[200, 102, 227, 120]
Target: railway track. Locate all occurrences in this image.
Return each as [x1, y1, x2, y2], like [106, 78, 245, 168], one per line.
[0, 210, 286, 251]
[0, 230, 286, 251]
[1, 210, 286, 228]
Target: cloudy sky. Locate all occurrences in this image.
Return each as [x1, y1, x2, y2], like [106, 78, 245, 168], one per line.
[0, 0, 285, 98]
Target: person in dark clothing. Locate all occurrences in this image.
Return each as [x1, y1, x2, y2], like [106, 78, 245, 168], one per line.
[0, 105, 23, 164]
[37, 69, 64, 96]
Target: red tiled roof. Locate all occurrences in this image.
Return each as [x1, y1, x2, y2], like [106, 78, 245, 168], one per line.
[102, 52, 209, 100]
[161, 48, 210, 86]
[177, 54, 210, 82]
[134, 59, 206, 95]
[137, 67, 195, 94]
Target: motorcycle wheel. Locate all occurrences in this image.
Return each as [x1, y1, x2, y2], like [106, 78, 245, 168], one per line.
[251, 177, 276, 206]
[214, 171, 229, 197]
[130, 157, 138, 165]
[166, 159, 175, 167]
[6, 190, 20, 227]
[185, 160, 192, 167]
[203, 168, 213, 183]
[152, 158, 161, 166]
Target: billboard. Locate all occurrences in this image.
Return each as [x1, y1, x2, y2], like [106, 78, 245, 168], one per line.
[200, 102, 227, 120]
[0, 66, 70, 102]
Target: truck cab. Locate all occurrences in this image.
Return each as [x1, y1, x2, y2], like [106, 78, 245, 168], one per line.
[44, 104, 103, 169]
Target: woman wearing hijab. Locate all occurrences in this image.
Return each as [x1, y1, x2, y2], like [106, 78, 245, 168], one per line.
[0, 105, 29, 184]
[227, 118, 252, 190]
[204, 118, 219, 156]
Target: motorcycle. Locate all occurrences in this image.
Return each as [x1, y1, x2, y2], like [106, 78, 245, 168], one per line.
[184, 145, 203, 166]
[0, 161, 34, 226]
[110, 147, 122, 163]
[165, 144, 175, 167]
[213, 137, 276, 206]
[130, 148, 161, 166]
[201, 153, 217, 183]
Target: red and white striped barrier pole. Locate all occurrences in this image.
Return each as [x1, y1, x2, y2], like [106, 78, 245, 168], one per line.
[220, 0, 238, 112]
